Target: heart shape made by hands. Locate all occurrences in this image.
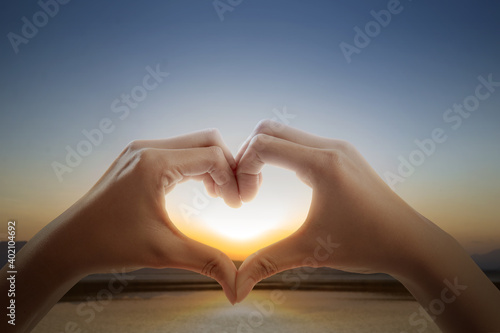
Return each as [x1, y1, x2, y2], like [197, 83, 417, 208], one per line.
[165, 164, 312, 261]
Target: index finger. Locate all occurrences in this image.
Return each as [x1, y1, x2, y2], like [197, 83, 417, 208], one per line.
[235, 120, 336, 164]
[157, 146, 242, 208]
[236, 134, 315, 202]
[129, 128, 237, 169]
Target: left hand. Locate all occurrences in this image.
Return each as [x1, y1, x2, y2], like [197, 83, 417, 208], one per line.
[48, 129, 241, 302]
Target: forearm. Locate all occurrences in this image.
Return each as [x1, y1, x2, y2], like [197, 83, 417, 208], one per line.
[1, 215, 87, 332]
[394, 216, 500, 332]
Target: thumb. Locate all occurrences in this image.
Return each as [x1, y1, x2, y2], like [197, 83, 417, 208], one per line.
[174, 237, 238, 304]
[235, 234, 304, 303]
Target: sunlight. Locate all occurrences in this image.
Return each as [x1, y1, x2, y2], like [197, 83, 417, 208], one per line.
[165, 166, 312, 259]
[202, 194, 290, 240]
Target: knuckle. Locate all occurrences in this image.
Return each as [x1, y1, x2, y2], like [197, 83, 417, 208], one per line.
[135, 148, 155, 167]
[125, 140, 144, 152]
[320, 149, 343, 168]
[254, 119, 278, 135]
[313, 149, 352, 185]
[208, 145, 225, 160]
[201, 252, 225, 279]
[218, 170, 232, 186]
[335, 140, 356, 154]
[250, 255, 279, 282]
[161, 168, 181, 187]
[206, 146, 231, 185]
[132, 148, 166, 180]
[312, 149, 347, 182]
[249, 133, 272, 152]
[204, 128, 223, 144]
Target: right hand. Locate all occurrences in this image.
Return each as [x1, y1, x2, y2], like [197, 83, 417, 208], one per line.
[234, 120, 433, 302]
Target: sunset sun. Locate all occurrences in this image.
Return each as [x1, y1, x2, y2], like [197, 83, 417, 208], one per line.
[165, 166, 312, 260]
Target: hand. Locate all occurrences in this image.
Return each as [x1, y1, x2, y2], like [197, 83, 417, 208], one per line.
[65, 129, 242, 298]
[234, 120, 422, 293]
[1, 129, 242, 332]
[234, 120, 500, 332]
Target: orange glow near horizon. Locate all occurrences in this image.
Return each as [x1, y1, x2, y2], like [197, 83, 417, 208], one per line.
[165, 166, 312, 260]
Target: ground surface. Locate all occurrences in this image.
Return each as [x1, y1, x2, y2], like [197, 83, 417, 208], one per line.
[33, 290, 441, 333]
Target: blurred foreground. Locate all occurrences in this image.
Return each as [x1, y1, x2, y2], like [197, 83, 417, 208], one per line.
[33, 290, 441, 333]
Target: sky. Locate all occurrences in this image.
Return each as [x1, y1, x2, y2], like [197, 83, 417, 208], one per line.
[0, 0, 499, 260]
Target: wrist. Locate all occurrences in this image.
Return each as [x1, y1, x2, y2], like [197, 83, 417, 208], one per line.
[37, 206, 95, 281]
[387, 211, 476, 303]
[386, 212, 458, 284]
[2, 213, 89, 332]
[387, 214, 500, 332]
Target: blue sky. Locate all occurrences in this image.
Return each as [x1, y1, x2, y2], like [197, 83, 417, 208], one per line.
[0, 0, 499, 256]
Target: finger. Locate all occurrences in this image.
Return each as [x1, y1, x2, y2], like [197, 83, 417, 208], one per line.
[235, 119, 339, 163]
[174, 237, 238, 304]
[235, 234, 304, 303]
[177, 174, 218, 198]
[158, 147, 241, 208]
[236, 134, 316, 202]
[202, 174, 218, 198]
[130, 128, 237, 169]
